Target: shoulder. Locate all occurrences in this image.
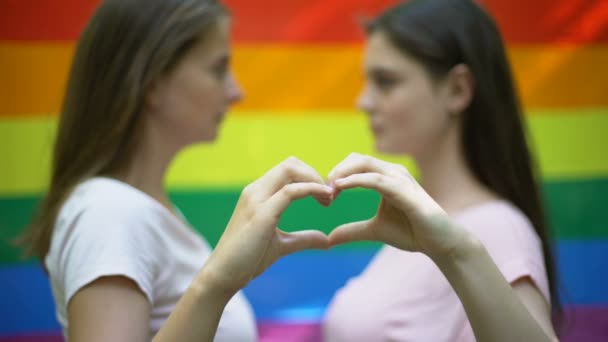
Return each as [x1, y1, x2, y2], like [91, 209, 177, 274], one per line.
[61, 177, 157, 221]
[56, 177, 168, 233]
[454, 201, 551, 300]
[454, 200, 542, 253]
[52, 177, 169, 250]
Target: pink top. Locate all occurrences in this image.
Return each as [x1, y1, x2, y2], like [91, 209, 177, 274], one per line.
[323, 200, 550, 342]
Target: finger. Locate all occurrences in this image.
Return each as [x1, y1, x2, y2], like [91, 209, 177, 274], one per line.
[258, 182, 334, 225]
[328, 220, 375, 246]
[327, 153, 409, 185]
[334, 173, 444, 218]
[278, 229, 329, 256]
[333, 172, 403, 202]
[254, 157, 326, 200]
[328, 181, 342, 201]
[314, 194, 333, 207]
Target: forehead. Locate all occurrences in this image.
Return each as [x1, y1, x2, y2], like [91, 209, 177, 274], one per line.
[188, 17, 231, 60]
[364, 31, 417, 71]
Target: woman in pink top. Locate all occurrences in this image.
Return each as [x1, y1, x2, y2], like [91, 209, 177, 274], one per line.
[323, 0, 560, 341]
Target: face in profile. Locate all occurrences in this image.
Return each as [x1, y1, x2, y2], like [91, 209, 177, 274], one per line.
[145, 17, 243, 148]
[358, 31, 462, 158]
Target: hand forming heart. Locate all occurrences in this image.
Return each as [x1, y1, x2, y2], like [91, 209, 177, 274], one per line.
[201, 153, 472, 294]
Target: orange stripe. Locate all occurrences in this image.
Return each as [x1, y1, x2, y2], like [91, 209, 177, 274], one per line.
[1, 42, 607, 116]
[509, 45, 608, 109]
[0, 43, 73, 117]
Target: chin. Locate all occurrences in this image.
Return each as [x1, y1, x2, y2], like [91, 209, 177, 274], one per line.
[199, 132, 219, 143]
[374, 141, 407, 156]
[180, 132, 217, 147]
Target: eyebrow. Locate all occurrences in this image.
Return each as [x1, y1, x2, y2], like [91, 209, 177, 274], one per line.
[367, 66, 398, 76]
[215, 54, 230, 65]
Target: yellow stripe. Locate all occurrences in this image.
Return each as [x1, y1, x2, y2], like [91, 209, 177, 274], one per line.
[1, 43, 607, 116]
[1, 109, 607, 195]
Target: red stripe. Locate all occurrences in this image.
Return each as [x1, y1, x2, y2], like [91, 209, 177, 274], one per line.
[482, 0, 608, 44]
[0, 0, 607, 43]
[0, 0, 99, 41]
[224, 0, 388, 43]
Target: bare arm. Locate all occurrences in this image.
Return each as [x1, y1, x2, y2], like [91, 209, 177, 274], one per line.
[327, 153, 558, 342]
[68, 273, 231, 342]
[152, 270, 234, 342]
[432, 233, 557, 342]
[68, 276, 151, 342]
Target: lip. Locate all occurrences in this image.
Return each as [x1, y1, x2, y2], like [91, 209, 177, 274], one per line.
[216, 111, 226, 123]
[371, 122, 383, 135]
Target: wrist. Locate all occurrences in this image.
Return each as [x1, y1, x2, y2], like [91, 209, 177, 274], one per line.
[192, 264, 240, 303]
[429, 230, 485, 268]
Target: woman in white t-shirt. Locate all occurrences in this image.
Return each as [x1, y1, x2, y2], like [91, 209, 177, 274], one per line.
[20, 0, 332, 341]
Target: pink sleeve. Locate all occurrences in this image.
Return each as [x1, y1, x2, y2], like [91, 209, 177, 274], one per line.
[458, 202, 551, 303]
[453, 203, 552, 342]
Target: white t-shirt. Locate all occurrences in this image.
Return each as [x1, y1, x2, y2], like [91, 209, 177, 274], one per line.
[45, 177, 257, 341]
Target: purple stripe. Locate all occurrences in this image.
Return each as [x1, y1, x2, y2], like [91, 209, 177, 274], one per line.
[1, 307, 605, 341]
[0, 333, 62, 342]
[559, 306, 608, 341]
[255, 306, 608, 342]
[259, 322, 321, 342]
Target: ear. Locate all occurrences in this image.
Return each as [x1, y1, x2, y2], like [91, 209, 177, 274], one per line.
[443, 64, 474, 115]
[144, 78, 165, 110]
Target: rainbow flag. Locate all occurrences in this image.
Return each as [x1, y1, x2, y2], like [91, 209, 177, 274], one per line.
[1, 0, 607, 340]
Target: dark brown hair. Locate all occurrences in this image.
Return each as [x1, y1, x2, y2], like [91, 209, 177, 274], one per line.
[367, 0, 561, 329]
[20, 0, 228, 259]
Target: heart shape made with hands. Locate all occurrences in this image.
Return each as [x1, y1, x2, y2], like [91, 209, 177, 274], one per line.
[214, 154, 464, 292]
[273, 154, 457, 255]
[280, 184, 381, 246]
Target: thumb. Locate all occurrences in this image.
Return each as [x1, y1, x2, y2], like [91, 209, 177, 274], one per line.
[278, 229, 330, 256]
[328, 220, 375, 246]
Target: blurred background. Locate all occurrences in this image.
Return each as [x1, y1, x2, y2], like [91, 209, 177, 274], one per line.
[0, 0, 607, 341]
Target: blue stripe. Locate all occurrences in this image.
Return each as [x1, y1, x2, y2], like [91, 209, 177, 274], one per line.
[1, 241, 607, 335]
[0, 264, 60, 334]
[556, 240, 608, 305]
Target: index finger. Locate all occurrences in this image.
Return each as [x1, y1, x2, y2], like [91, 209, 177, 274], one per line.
[327, 153, 410, 185]
[251, 156, 327, 201]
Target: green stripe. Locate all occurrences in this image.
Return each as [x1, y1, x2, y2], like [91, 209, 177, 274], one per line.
[2, 177, 607, 264]
[1, 109, 607, 195]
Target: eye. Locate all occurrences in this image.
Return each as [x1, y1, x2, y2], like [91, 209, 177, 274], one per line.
[211, 56, 229, 79]
[369, 69, 400, 91]
[213, 63, 228, 79]
[373, 75, 398, 90]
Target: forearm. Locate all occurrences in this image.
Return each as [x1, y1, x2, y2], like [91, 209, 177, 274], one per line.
[431, 233, 554, 342]
[153, 269, 235, 342]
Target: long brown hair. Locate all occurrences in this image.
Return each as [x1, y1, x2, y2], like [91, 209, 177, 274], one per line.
[367, 0, 561, 327]
[20, 0, 228, 260]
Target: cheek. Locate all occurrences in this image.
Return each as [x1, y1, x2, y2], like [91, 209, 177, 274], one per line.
[176, 76, 212, 111]
[384, 88, 425, 129]
[169, 78, 219, 122]
[382, 87, 441, 151]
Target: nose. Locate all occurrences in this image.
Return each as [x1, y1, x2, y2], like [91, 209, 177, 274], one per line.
[226, 72, 244, 104]
[357, 84, 374, 115]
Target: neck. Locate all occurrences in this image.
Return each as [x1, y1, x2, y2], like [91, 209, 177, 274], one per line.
[415, 124, 497, 214]
[113, 120, 181, 211]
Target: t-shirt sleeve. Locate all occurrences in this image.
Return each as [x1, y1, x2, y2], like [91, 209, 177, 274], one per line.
[461, 204, 551, 303]
[56, 202, 161, 308]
